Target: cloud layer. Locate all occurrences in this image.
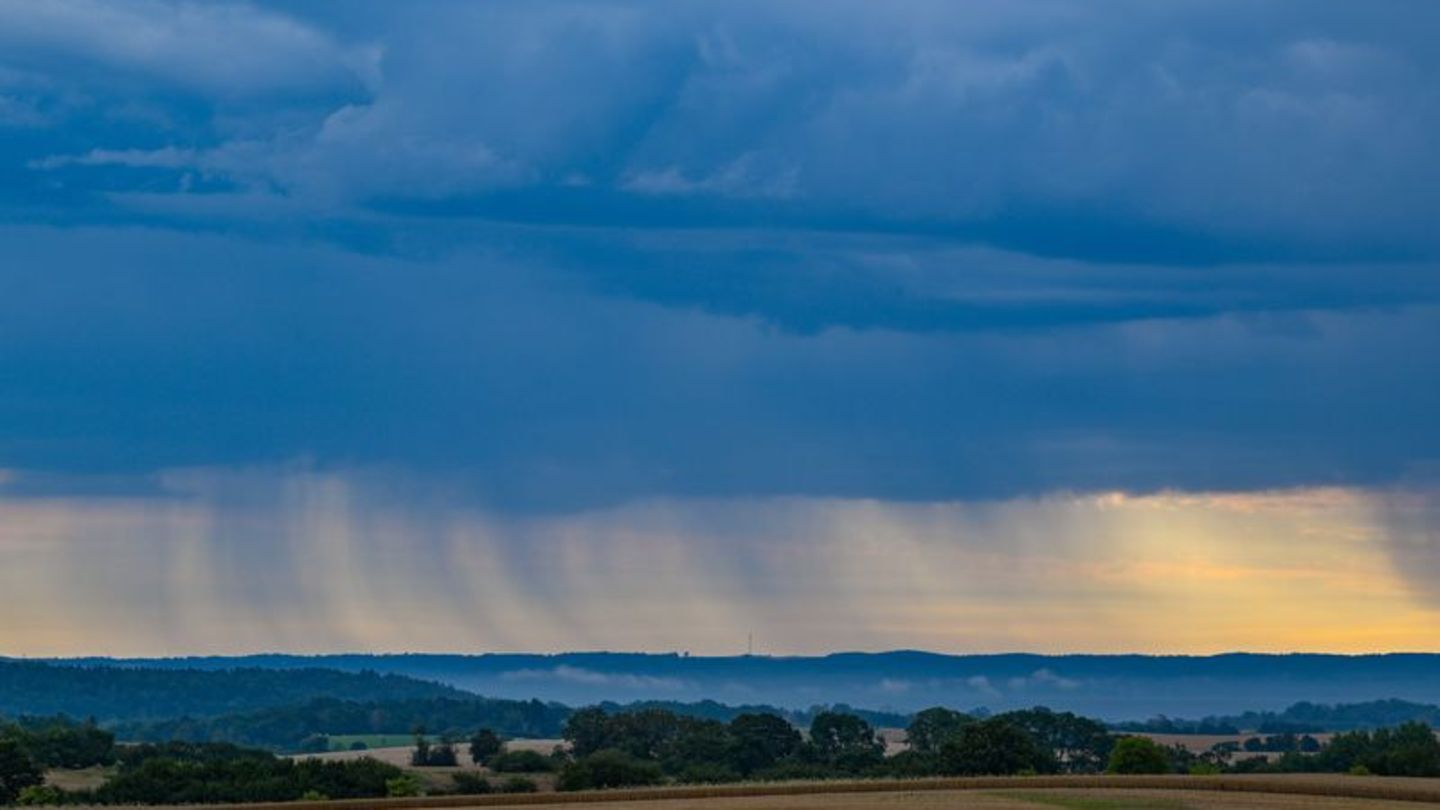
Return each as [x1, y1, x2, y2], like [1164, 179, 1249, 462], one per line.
[0, 1, 1437, 653]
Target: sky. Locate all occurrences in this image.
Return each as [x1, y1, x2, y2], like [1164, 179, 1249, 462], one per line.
[0, 0, 1437, 656]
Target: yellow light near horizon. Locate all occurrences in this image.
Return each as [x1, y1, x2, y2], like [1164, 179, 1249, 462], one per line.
[0, 472, 1435, 656]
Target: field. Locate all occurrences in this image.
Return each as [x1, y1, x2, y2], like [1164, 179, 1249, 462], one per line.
[1138, 734, 1338, 755]
[180, 775, 1440, 810]
[499, 787, 1439, 810]
[41, 765, 111, 792]
[300, 739, 566, 766]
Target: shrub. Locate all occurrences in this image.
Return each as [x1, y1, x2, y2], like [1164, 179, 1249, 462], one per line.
[15, 785, 65, 806]
[751, 759, 838, 782]
[558, 749, 663, 791]
[487, 749, 554, 773]
[450, 772, 493, 795]
[385, 774, 424, 797]
[500, 776, 538, 793]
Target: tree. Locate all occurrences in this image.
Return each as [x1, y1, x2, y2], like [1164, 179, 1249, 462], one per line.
[906, 708, 973, 754]
[1365, 723, 1440, 777]
[727, 713, 801, 776]
[939, 718, 1048, 776]
[0, 740, 43, 805]
[563, 708, 614, 759]
[658, 718, 731, 775]
[409, 727, 431, 767]
[469, 729, 503, 765]
[994, 707, 1104, 773]
[807, 712, 884, 770]
[428, 738, 459, 767]
[1107, 736, 1173, 774]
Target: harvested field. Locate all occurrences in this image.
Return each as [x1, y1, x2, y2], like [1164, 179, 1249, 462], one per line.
[185, 775, 1440, 810]
[299, 740, 566, 767]
[43, 766, 111, 792]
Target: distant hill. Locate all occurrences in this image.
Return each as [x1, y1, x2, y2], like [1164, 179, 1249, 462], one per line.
[9, 657, 1440, 752]
[0, 659, 468, 721]
[45, 651, 1440, 720]
[1116, 699, 1440, 734]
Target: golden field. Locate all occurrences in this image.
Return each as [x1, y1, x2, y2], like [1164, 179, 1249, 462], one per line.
[165, 775, 1440, 810]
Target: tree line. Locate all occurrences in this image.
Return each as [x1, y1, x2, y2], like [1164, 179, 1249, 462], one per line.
[1113, 699, 1440, 735]
[5, 706, 1440, 805]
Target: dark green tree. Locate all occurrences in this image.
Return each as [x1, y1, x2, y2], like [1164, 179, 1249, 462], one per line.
[905, 707, 973, 754]
[428, 736, 459, 767]
[469, 729, 503, 765]
[1106, 736, 1173, 774]
[658, 718, 731, 776]
[995, 707, 1104, 773]
[727, 713, 801, 776]
[807, 712, 884, 771]
[940, 718, 1049, 776]
[409, 727, 431, 767]
[0, 741, 44, 805]
[563, 708, 614, 758]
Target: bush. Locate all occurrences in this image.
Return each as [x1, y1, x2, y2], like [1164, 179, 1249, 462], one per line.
[674, 763, 740, 784]
[487, 749, 554, 773]
[751, 759, 839, 782]
[385, 774, 424, 797]
[500, 776, 538, 793]
[558, 749, 664, 791]
[15, 785, 65, 806]
[92, 751, 405, 805]
[450, 772, 493, 795]
[1107, 737, 1173, 774]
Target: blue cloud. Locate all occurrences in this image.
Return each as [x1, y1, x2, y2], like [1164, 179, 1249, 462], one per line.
[6, 1, 1439, 257]
[0, 1, 1436, 510]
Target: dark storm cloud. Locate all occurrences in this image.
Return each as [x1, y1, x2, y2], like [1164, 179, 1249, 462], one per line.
[1, 223, 1436, 511]
[0, 0, 1437, 510]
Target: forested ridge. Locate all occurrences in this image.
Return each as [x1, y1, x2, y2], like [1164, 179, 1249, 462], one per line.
[0, 661, 466, 721]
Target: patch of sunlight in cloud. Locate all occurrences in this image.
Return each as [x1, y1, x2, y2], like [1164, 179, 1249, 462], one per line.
[0, 468, 1434, 656]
